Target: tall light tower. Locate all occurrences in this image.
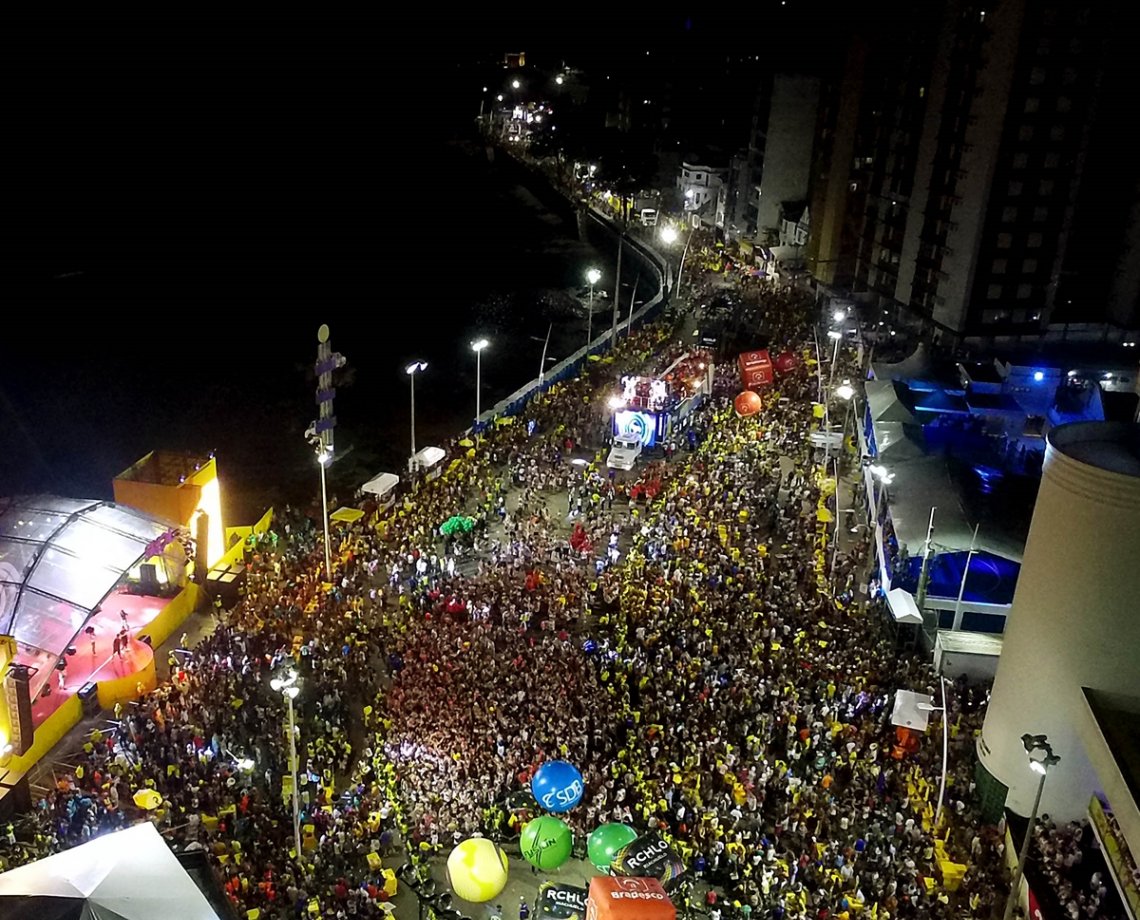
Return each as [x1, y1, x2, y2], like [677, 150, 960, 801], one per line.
[310, 324, 345, 582]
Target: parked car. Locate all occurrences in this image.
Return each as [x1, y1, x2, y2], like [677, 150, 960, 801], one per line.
[606, 435, 643, 471]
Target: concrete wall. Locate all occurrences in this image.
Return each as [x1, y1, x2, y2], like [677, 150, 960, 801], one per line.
[979, 422, 1140, 819]
[756, 75, 819, 235]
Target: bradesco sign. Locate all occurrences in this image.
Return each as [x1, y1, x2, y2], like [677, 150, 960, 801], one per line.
[586, 877, 675, 920]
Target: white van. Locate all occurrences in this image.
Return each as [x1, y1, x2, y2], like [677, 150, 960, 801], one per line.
[606, 435, 643, 471]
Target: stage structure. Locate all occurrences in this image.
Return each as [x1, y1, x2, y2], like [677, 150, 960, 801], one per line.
[113, 451, 225, 577]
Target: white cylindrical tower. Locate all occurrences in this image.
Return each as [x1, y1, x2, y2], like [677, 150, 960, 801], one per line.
[979, 421, 1140, 819]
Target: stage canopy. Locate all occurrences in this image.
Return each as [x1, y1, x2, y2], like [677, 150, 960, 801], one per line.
[0, 496, 171, 695]
[0, 822, 221, 919]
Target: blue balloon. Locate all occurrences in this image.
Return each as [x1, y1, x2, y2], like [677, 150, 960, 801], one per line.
[530, 760, 584, 813]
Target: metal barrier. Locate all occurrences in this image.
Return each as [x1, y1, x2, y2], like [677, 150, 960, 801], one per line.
[470, 209, 669, 433]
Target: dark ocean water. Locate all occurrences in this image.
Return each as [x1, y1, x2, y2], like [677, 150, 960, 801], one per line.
[1, 138, 642, 523]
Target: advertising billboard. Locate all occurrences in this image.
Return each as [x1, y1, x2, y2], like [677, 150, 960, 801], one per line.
[613, 410, 659, 447]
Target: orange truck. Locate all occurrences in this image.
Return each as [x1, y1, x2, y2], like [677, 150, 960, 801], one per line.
[585, 877, 676, 920]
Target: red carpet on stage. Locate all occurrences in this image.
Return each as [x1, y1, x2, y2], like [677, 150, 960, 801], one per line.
[26, 590, 171, 727]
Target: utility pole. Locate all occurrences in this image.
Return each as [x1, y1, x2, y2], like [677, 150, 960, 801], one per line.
[915, 507, 937, 614]
[951, 523, 980, 631]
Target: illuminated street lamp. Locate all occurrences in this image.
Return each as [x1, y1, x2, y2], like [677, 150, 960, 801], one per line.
[586, 267, 602, 348]
[827, 329, 843, 385]
[555, 75, 564, 85]
[512, 79, 520, 89]
[835, 382, 855, 401]
[1003, 736, 1061, 920]
[660, 223, 694, 295]
[471, 338, 489, 420]
[270, 671, 303, 860]
[833, 309, 847, 322]
[870, 464, 895, 522]
[303, 425, 334, 582]
[406, 361, 428, 462]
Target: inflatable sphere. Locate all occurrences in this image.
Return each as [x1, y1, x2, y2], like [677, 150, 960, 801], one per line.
[587, 823, 639, 871]
[774, 351, 799, 375]
[531, 760, 584, 813]
[734, 390, 762, 418]
[446, 838, 509, 903]
[520, 815, 574, 870]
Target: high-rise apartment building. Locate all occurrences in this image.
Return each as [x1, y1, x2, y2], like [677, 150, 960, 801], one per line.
[812, 0, 1137, 337]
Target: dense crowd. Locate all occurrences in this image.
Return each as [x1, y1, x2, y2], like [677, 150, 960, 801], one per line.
[6, 265, 1129, 920]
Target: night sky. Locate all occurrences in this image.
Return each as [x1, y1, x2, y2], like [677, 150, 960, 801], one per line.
[1, 10, 874, 517]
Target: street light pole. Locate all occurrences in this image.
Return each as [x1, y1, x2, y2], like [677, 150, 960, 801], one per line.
[586, 267, 601, 350]
[952, 523, 980, 631]
[471, 338, 489, 421]
[1003, 735, 1060, 920]
[935, 675, 950, 828]
[286, 688, 301, 858]
[405, 361, 428, 464]
[271, 672, 303, 861]
[538, 322, 553, 384]
[317, 450, 331, 582]
[916, 506, 937, 612]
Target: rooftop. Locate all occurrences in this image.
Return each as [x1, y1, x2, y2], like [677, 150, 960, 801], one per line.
[1083, 688, 1140, 811]
[1050, 422, 1140, 478]
[115, 450, 212, 487]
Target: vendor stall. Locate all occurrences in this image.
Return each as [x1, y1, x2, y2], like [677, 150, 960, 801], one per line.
[409, 446, 446, 481]
[361, 472, 400, 511]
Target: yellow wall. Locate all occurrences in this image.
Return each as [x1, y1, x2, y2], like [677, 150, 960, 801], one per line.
[97, 648, 156, 709]
[145, 582, 205, 649]
[113, 456, 226, 567]
[219, 507, 274, 568]
[1, 693, 83, 783]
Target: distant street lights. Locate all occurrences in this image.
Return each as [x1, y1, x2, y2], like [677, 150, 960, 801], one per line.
[270, 671, 303, 860]
[471, 338, 489, 420]
[586, 267, 602, 348]
[405, 361, 428, 462]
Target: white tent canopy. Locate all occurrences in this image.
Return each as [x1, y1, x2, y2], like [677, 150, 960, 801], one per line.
[361, 472, 399, 497]
[0, 823, 220, 920]
[410, 446, 445, 470]
[886, 587, 924, 625]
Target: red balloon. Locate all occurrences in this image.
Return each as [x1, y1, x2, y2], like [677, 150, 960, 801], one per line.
[734, 390, 762, 417]
[774, 352, 799, 375]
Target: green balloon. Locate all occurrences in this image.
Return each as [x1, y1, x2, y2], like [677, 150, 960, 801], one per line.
[520, 816, 574, 870]
[587, 823, 638, 871]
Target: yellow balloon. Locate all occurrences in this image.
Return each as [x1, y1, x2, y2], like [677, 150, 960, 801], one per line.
[446, 837, 509, 903]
